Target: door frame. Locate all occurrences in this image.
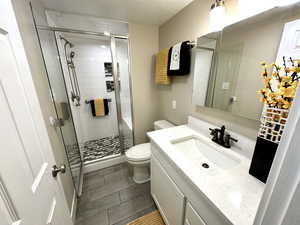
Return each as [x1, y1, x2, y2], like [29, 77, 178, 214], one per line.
[254, 19, 300, 225]
[253, 76, 300, 225]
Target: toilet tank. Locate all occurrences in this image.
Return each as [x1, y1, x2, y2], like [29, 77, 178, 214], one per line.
[154, 120, 174, 130]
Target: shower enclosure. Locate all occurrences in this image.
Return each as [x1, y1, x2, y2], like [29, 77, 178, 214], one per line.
[32, 10, 134, 195]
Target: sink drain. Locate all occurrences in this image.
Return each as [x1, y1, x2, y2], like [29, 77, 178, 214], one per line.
[202, 163, 210, 169]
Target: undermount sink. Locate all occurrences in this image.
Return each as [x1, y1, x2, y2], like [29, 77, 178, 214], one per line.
[171, 135, 241, 174]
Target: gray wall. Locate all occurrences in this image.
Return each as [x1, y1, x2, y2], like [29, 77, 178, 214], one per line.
[129, 23, 161, 144]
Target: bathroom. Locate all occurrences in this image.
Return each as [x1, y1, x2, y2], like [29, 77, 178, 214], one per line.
[1, 0, 300, 225]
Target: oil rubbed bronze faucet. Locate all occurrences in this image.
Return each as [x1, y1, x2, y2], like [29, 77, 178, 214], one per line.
[209, 125, 238, 148]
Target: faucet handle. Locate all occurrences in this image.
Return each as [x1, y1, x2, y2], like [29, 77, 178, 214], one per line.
[209, 128, 216, 135]
[230, 136, 238, 143]
[209, 128, 219, 142]
[224, 134, 238, 148]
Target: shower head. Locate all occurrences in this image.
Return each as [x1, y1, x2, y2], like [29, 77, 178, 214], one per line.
[60, 36, 74, 48]
[70, 51, 75, 58]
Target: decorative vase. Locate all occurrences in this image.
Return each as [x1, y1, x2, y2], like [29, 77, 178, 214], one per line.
[258, 107, 289, 143]
[249, 106, 289, 183]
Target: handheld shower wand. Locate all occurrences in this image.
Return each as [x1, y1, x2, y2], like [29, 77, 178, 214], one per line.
[60, 36, 81, 106]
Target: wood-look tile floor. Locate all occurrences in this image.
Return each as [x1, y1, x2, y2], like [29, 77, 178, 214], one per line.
[76, 163, 156, 225]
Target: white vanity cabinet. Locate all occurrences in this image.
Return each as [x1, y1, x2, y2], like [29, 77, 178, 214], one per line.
[151, 142, 232, 225]
[151, 156, 185, 225]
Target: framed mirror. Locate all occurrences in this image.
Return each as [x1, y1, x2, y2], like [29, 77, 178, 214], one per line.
[192, 4, 300, 121]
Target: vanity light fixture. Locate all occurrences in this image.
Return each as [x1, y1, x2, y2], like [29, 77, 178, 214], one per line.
[209, 0, 226, 32]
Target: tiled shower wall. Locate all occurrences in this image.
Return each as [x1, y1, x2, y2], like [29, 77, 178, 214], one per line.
[68, 36, 119, 142]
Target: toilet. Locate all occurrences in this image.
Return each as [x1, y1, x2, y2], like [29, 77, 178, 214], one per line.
[125, 120, 174, 184]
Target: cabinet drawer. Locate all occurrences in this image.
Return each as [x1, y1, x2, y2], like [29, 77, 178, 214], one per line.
[151, 156, 185, 225]
[185, 202, 206, 225]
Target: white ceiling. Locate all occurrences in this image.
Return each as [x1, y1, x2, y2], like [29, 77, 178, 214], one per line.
[40, 0, 195, 25]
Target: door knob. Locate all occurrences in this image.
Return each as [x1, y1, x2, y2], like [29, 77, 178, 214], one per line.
[52, 164, 66, 178]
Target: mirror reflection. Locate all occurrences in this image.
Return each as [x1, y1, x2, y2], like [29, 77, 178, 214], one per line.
[193, 6, 300, 120]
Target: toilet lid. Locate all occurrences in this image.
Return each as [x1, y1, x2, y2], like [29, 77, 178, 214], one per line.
[126, 143, 151, 161]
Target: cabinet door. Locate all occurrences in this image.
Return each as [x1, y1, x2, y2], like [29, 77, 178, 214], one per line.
[185, 202, 207, 225]
[151, 156, 185, 225]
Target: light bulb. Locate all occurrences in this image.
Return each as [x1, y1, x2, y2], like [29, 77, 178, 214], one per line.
[209, 2, 226, 32]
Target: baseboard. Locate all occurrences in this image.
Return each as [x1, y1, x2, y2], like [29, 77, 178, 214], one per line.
[70, 190, 77, 223]
[83, 155, 126, 174]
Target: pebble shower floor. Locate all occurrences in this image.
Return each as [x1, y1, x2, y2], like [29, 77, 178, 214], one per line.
[83, 136, 121, 163]
[67, 135, 133, 166]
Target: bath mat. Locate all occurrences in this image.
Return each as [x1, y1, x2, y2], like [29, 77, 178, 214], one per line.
[127, 210, 165, 225]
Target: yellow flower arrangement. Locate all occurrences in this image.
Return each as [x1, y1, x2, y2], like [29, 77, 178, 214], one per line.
[258, 57, 300, 110]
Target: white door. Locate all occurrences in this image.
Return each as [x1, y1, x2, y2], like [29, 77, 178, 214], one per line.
[0, 20, 72, 225]
[192, 48, 214, 106]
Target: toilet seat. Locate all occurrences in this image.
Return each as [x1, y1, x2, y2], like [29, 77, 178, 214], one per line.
[125, 143, 151, 162]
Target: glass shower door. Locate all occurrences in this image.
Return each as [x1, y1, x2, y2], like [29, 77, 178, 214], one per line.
[36, 28, 83, 193]
[112, 38, 134, 151]
[35, 26, 133, 180]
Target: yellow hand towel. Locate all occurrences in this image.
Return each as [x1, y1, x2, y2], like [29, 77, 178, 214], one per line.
[155, 48, 171, 85]
[94, 99, 105, 116]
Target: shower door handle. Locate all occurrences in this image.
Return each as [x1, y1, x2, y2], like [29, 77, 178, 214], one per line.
[116, 63, 121, 90]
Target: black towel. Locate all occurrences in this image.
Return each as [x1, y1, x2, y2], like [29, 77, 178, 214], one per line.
[90, 99, 109, 117]
[167, 41, 191, 76]
[103, 99, 109, 115]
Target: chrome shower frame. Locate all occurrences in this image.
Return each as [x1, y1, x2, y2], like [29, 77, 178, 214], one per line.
[37, 25, 135, 155]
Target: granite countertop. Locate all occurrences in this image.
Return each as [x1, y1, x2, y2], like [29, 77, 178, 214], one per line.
[148, 125, 265, 225]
